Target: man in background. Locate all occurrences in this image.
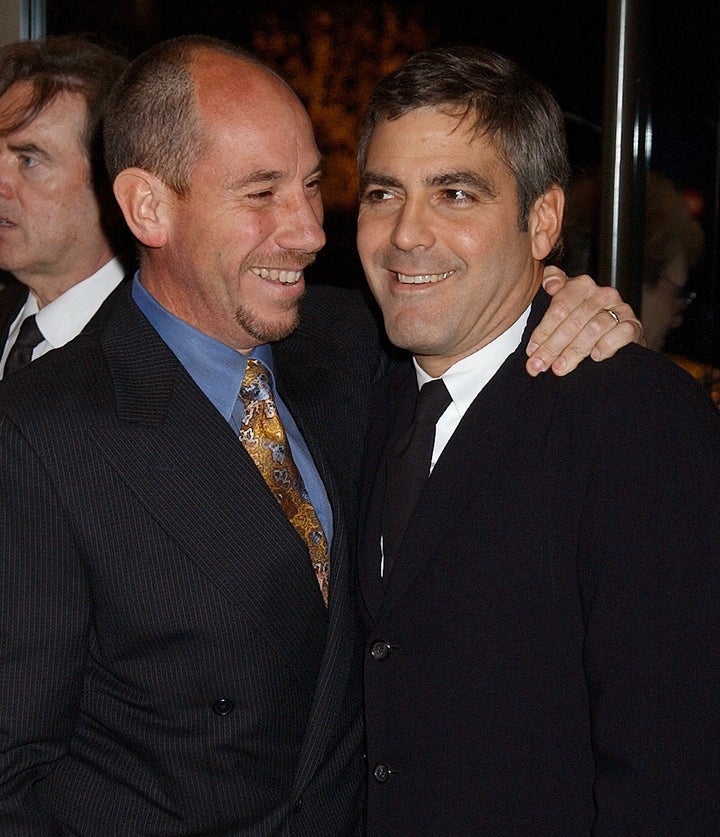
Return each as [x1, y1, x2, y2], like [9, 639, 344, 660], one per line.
[0, 35, 130, 378]
[562, 167, 705, 351]
[357, 46, 720, 834]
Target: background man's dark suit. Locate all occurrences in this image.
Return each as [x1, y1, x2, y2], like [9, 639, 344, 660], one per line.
[0, 282, 382, 835]
[0, 277, 127, 367]
[0, 280, 30, 350]
[359, 293, 720, 835]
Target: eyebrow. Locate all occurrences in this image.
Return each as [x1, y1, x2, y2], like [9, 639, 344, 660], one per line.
[228, 161, 324, 192]
[359, 171, 400, 191]
[228, 170, 283, 190]
[428, 170, 497, 198]
[7, 142, 50, 162]
[360, 169, 497, 198]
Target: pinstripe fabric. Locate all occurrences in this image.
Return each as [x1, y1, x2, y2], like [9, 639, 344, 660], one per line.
[0, 282, 384, 835]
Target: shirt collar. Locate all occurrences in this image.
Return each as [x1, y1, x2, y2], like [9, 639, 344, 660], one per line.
[31, 258, 125, 348]
[131, 274, 273, 422]
[414, 305, 531, 412]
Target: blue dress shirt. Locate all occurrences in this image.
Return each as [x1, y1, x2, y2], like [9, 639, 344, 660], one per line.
[132, 276, 333, 545]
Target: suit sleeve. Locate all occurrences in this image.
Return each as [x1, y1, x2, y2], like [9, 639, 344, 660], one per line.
[0, 414, 89, 834]
[577, 365, 720, 833]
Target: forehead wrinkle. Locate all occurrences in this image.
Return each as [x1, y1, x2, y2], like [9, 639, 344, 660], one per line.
[0, 90, 88, 160]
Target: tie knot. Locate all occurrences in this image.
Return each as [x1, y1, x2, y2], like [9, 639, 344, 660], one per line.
[17, 314, 44, 345]
[4, 314, 45, 376]
[240, 358, 272, 400]
[414, 378, 451, 427]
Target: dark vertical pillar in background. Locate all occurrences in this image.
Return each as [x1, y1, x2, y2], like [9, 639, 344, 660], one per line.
[599, 0, 649, 314]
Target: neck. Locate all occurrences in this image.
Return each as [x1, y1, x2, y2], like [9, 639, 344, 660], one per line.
[18, 246, 115, 308]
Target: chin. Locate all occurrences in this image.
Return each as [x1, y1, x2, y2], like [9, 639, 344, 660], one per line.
[239, 309, 301, 344]
[385, 314, 438, 354]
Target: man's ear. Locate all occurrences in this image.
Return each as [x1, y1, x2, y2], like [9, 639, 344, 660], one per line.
[113, 168, 175, 249]
[529, 185, 565, 261]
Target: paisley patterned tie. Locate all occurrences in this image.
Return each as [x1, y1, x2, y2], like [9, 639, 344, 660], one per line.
[239, 358, 329, 605]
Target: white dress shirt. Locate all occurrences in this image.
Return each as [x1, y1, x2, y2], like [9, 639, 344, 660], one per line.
[380, 306, 531, 577]
[1, 258, 125, 376]
[415, 305, 531, 472]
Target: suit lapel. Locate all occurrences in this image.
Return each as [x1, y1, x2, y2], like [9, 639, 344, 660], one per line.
[82, 277, 129, 334]
[272, 347, 361, 794]
[0, 276, 126, 349]
[358, 362, 416, 619]
[368, 293, 560, 621]
[88, 292, 328, 696]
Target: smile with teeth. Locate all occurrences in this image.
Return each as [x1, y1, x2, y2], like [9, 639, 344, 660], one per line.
[395, 270, 454, 284]
[251, 267, 303, 284]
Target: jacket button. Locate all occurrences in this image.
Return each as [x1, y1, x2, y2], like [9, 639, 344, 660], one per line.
[293, 797, 303, 813]
[373, 763, 390, 783]
[212, 698, 235, 716]
[370, 641, 391, 661]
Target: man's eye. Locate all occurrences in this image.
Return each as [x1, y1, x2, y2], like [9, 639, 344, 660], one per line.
[305, 178, 322, 195]
[361, 188, 393, 203]
[19, 155, 38, 169]
[444, 188, 472, 202]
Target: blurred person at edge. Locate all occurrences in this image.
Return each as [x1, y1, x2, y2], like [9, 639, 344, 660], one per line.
[563, 167, 704, 351]
[0, 35, 130, 378]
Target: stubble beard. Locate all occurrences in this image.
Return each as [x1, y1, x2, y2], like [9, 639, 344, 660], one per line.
[234, 294, 303, 344]
[233, 249, 316, 343]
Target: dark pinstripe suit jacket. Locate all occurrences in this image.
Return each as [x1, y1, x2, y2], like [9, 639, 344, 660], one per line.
[0, 281, 384, 835]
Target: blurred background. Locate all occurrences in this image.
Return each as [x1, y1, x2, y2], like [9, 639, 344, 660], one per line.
[2, 0, 718, 382]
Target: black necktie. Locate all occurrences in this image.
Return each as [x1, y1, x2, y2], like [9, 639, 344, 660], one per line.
[382, 378, 452, 578]
[4, 315, 44, 376]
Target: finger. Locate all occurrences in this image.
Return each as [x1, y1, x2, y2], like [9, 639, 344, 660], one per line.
[589, 314, 645, 360]
[541, 265, 569, 296]
[527, 307, 644, 377]
[526, 295, 641, 376]
[526, 273, 609, 360]
[552, 318, 643, 375]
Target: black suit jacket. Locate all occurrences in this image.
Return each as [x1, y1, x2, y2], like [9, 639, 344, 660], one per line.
[359, 292, 720, 835]
[0, 277, 127, 372]
[0, 282, 384, 835]
[0, 280, 26, 350]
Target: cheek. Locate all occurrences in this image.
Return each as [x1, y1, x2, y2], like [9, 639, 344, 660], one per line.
[357, 214, 388, 259]
[355, 227, 371, 265]
[435, 220, 497, 269]
[455, 225, 503, 261]
[363, 272, 387, 308]
[237, 215, 279, 257]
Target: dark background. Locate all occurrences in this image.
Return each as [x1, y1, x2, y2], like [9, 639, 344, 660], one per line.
[47, 0, 720, 363]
